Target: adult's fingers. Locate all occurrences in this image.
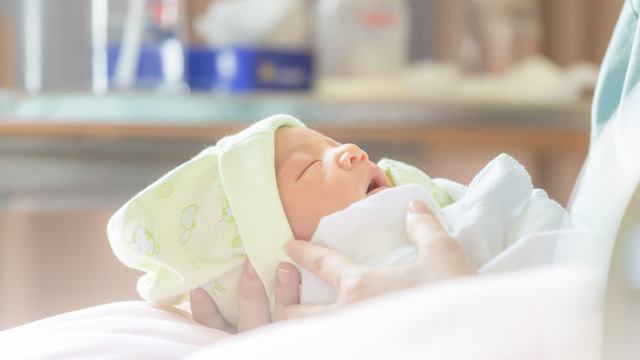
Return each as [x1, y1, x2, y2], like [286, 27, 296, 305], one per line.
[405, 200, 476, 282]
[237, 260, 271, 332]
[405, 200, 455, 261]
[273, 263, 301, 322]
[284, 240, 361, 291]
[190, 288, 237, 334]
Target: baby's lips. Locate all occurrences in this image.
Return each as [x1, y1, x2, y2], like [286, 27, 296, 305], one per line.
[367, 185, 389, 196]
[365, 166, 391, 196]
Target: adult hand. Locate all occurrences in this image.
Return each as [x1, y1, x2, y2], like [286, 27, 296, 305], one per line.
[282, 200, 476, 319]
[190, 260, 300, 333]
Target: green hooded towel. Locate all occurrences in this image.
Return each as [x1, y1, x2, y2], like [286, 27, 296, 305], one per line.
[107, 115, 305, 326]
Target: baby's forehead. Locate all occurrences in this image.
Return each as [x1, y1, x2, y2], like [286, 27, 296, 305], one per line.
[276, 126, 328, 151]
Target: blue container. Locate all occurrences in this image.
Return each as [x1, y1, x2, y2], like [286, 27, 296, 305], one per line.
[187, 46, 312, 92]
[188, 47, 218, 90]
[107, 44, 166, 88]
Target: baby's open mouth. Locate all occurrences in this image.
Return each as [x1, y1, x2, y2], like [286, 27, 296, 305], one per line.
[366, 168, 389, 196]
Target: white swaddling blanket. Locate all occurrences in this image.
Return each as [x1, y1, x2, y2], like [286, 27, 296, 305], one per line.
[301, 154, 575, 304]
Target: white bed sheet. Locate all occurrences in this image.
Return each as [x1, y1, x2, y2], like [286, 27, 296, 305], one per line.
[0, 265, 602, 360]
[186, 264, 602, 360]
[0, 301, 230, 360]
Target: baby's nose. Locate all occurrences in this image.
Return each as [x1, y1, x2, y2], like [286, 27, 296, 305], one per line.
[337, 144, 369, 169]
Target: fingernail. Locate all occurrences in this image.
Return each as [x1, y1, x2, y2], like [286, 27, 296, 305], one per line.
[283, 242, 292, 257]
[277, 267, 291, 285]
[409, 200, 431, 215]
[190, 290, 198, 301]
[246, 261, 257, 277]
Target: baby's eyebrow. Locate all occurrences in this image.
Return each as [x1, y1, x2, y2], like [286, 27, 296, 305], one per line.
[287, 152, 316, 181]
[277, 146, 310, 179]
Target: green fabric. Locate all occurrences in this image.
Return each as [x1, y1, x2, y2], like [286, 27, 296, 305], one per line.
[378, 158, 454, 207]
[217, 115, 305, 318]
[107, 115, 305, 326]
[592, 0, 640, 143]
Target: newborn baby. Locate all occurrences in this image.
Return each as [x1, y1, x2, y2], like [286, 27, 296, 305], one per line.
[107, 115, 454, 326]
[108, 114, 570, 326]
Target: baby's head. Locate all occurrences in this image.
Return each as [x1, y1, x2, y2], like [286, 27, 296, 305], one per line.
[274, 126, 394, 240]
[108, 115, 408, 310]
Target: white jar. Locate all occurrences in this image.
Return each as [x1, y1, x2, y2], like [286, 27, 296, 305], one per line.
[460, 0, 542, 73]
[314, 0, 410, 77]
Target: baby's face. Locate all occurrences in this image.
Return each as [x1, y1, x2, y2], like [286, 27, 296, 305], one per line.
[275, 126, 393, 240]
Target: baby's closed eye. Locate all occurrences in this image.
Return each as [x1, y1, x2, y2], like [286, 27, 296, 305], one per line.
[298, 160, 322, 180]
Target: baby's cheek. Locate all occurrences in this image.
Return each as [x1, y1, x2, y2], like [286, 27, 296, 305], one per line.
[294, 199, 346, 241]
[289, 184, 362, 240]
[317, 192, 360, 223]
[293, 217, 320, 241]
[284, 201, 320, 241]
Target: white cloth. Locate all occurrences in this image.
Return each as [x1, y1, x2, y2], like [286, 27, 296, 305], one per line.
[301, 154, 574, 305]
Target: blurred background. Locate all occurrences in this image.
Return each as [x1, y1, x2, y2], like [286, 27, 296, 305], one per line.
[0, 0, 624, 330]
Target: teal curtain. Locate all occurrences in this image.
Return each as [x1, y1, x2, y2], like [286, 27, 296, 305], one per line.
[592, 0, 640, 143]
